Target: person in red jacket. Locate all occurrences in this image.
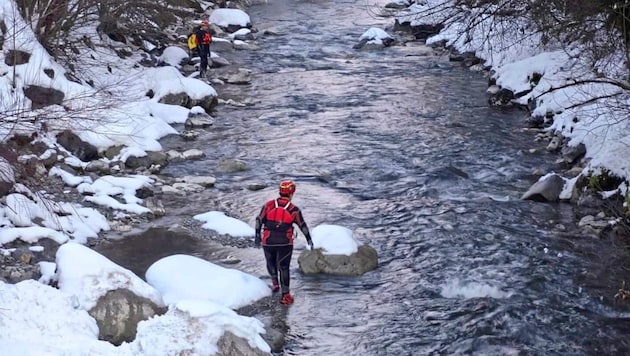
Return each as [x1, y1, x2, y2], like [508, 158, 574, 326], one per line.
[255, 180, 314, 305]
[196, 19, 213, 77]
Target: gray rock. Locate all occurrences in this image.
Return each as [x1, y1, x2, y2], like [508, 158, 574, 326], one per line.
[88, 288, 166, 346]
[161, 185, 185, 195]
[0, 156, 16, 197]
[17, 156, 47, 178]
[12, 247, 34, 264]
[85, 160, 110, 173]
[211, 56, 231, 67]
[5, 49, 31, 65]
[182, 149, 205, 160]
[23, 85, 65, 109]
[352, 38, 370, 49]
[222, 68, 252, 85]
[216, 331, 271, 356]
[185, 113, 214, 128]
[172, 182, 206, 193]
[56, 130, 99, 162]
[298, 245, 378, 276]
[521, 174, 565, 202]
[190, 94, 219, 112]
[103, 145, 125, 160]
[210, 39, 235, 52]
[261, 326, 284, 353]
[218, 158, 249, 173]
[561, 143, 586, 164]
[547, 136, 562, 152]
[232, 30, 256, 41]
[7, 266, 36, 282]
[158, 92, 190, 107]
[125, 155, 151, 169]
[179, 175, 216, 187]
[385, 0, 410, 9]
[181, 130, 200, 141]
[144, 197, 166, 217]
[39, 148, 59, 168]
[488, 87, 515, 106]
[125, 151, 168, 170]
[233, 41, 252, 50]
[217, 255, 241, 265]
[246, 182, 267, 191]
[166, 150, 184, 162]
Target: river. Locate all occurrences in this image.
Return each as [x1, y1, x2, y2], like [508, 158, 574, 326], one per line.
[99, 0, 630, 354]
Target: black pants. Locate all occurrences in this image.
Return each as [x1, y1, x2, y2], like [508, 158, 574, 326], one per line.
[199, 46, 210, 73]
[263, 244, 293, 294]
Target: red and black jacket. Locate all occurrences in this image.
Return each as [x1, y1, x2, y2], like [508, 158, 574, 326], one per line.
[195, 29, 212, 51]
[255, 197, 311, 246]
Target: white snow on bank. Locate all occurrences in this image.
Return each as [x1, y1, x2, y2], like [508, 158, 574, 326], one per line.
[0, 184, 109, 244]
[0, 1, 273, 354]
[78, 175, 153, 215]
[0, 280, 119, 354]
[129, 299, 270, 355]
[56, 243, 164, 310]
[159, 46, 189, 68]
[145, 254, 270, 309]
[194, 211, 255, 237]
[0, 244, 272, 355]
[0, 0, 217, 247]
[210, 8, 251, 27]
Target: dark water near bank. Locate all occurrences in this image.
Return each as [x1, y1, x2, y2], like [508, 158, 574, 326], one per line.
[100, 0, 630, 354]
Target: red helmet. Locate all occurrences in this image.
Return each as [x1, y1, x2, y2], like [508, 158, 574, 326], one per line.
[279, 180, 296, 196]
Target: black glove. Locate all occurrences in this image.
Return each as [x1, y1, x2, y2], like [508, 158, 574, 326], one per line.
[254, 234, 261, 248]
[307, 239, 314, 250]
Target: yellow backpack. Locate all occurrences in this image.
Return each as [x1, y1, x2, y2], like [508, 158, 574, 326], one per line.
[187, 33, 197, 50]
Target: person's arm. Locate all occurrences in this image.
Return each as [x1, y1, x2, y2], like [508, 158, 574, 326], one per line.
[254, 204, 266, 247]
[295, 208, 313, 249]
[196, 29, 203, 47]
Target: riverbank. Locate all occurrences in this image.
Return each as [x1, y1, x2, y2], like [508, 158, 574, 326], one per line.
[393, 2, 630, 245]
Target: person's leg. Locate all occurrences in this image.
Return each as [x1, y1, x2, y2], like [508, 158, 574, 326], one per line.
[199, 49, 208, 75]
[263, 245, 279, 289]
[277, 245, 293, 294]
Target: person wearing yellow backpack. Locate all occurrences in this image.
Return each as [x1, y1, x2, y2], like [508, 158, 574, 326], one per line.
[195, 19, 213, 78]
[187, 27, 200, 58]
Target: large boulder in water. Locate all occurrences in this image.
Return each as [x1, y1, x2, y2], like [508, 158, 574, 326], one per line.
[298, 245, 378, 276]
[298, 224, 378, 276]
[521, 173, 565, 202]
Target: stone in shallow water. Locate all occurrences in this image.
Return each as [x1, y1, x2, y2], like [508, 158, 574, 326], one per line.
[218, 257, 241, 265]
[297, 244, 378, 276]
[179, 175, 216, 187]
[182, 149, 205, 160]
[521, 174, 564, 202]
[180, 130, 199, 141]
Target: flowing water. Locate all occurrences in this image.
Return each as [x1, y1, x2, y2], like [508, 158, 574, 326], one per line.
[100, 0, 630, 354]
